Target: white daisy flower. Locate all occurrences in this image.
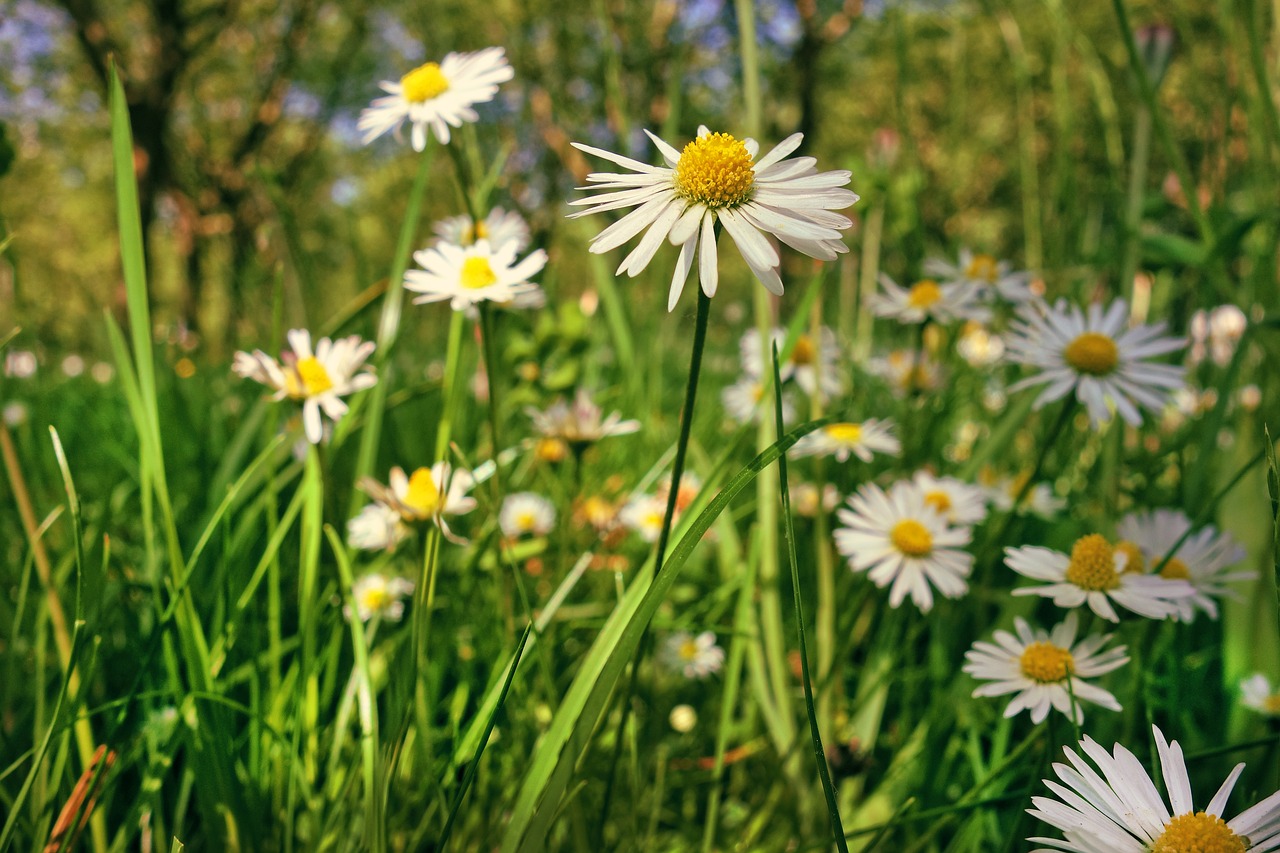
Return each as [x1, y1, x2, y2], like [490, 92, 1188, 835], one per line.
[963, 611, 1128, 724]
[924, 248, 1035, 303]
[569, 126, 859, 311]
[740, 326, 844, 400]
[526, 388, 640, 450]
[619, 493, 668, 543]
[345, 574, 415, 623]
[956, 322, 1006, 367]
[347, 503, 410, 552]
[433, 207, 531, 252]
[356, 463, 477, 544]
[1006, 534, 1194, 622]
[866, 349, 944, 397]
[1189, 304, 1247, 367]
[1240, 673, 1280, 717]
[1027, 725, 1280, 852]
[721, 374, 795, 425]
[792, 419, 901, 463]
[871, 274, 990, 324]
[233, 329, 377, 444]
[983, 470, 1064, 518]
[499, 492, 557, 539]
[834, 481, 974, 613]
[1115, 508, 1252, 621]
[791, 481, 841, 518]
[358, 47, 514, 150]
[662, 631, 725, 679]
[404, 238, 547, 311]
[1006, 298, 1186, 427]
[911, 471, 990, 526]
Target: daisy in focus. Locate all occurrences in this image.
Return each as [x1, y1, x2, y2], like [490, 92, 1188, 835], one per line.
[834, 480, 974, 613]
[1006, 534, 1193, 622]
[740, 326, 844, 400]
[499, 492, 557, 539]
[924, 248, 1035, 303]
[232, 329, 376, 444]
[358, 47, 514, 150]
[433, 207, 531, 251]
[662, 631, 725, 680]
[911, 470, 990, 526]
[355, 463, 477, 544]
[404, 238, 547, 311]
[1240, 673, 1280, 716]
[526, 388, 640, 452]
[871, 274, 989, 325]
[963, 611, 1128, 724]
[569, 126, 858, 310]
[792, 419, 901, 463]
[1116, 508, 1251, 621]
[1006, 298, 1186, 427]
[1027, 725, 1280, 852]
[345, 574, 415, 623]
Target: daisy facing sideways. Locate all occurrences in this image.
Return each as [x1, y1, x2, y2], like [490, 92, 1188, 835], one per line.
[792, 418, 900, 463]
[871, 274, 989, 325]
[924, 248, 1035, 303]
[526, 388, 640, 451]
[404, 238, 547, 311]
[570, 126, 858, 310]
[354, 463, 477, 544]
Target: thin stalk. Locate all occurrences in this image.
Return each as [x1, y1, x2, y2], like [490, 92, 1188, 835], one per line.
[1119, 103, 1152, 299]
[809, 305, 836, 734]
[854, 203, 884, 363]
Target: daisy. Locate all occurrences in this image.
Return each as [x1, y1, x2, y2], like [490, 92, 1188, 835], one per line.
[740, 326, 844, 400]
[924, 248, 1035, 303]
[871, 274, 990, 324]
[347, 503, 410, 552]
[1240, 674, 1280, 717]
[1027, 725, 1280, 852]
[963, 611, 1128, 724]
[1006, 298, 1186, 427]
[345, 574, 415, 623]
[619, 493, 667, 543]
[983, 470, 1064, 518]
[1006, 534, 1194, 622]
[499, 492, 557, 539]
[433, 207, 531, 252]
[358, 47, 514, 150]
[356, 463, 477, 544]
[834, 481, 974, 613]
[791, 481, 840, 518]
[792, 418, 901, 463]
[404, 238, 547, 311]
[911, 471, 990, 526]
[956, 322, 1006, 367]
[867, 349, 944, 397]
[526, 388, 640, 451]
[721, 375, 795, 425]
[569, 126, 859, 311]
[233, 329, 377, 444]
[1116, 508, 1252, 621]
[662, 631, 725, 679]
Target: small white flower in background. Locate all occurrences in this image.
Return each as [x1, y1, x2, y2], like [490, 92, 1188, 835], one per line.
[499, 492, 557, 539]
[526, 388, 640, 450]
[1115, 508, 1251, 621]
[1240, 673, 1280, 717]
[963, 611, 1128, 725]
[871, 274, 990, 325]
[347, 503, 410, 552]
[61, 354, 85, 377]
[721, 374, 796, 425]
[1026, 725, 1280, 852]
[956, 322, 1005, 367]
[1006, 298, 1185, 427]
[662, 631, 725, 679]
[1006, 534, 1194, 622]
[90, 362, 115, 383]
[619, 493, 668, 543]
[233, 329, 377, 444]
[345, 574, 415, 623]
[834, 480, 974, 613]
[924, 248, 1035, 303]
[3, 350, 36, 378]
[433, 207, 531, 252]
[739, 326, 844, 401]
[669, 704, 698, 733]
[404, 238, 547, 311]
[355, 463, 477, 544]
[2, 401, 29, 427]
[569, 125, 858, 310]
[911, 471, 989, 526]
[1189, 304, 1247, 367]
[792, 419, 901, 464]
[983, 470, 1064, 518]
[358, 47, 514, 150]
[791, 481, 840, 517]
[867, 349, 943, 397]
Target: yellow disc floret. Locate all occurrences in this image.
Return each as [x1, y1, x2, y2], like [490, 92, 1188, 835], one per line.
[965, 253, 999, 283]
[825, 423, 863, 444]
[402, 468, 443, 518]
[679, 639, 701, 661]
[1150, 812, 1245, 853]
[924, 490, 952, 514]
[358, 585, 392, 615]
[461, 256, 499, 290]
[1065, 534, 1120, 590]
[1019, 641, 1075, 683]
[1115, 540, 1146, 574]
[890, 519, 933, 557]
[908, 280, 943, 309]
[1160, 556, 1191, 580]
[290, 356, 334, 398]
[400, 62, 450, 103]
[1063, 332, 1120, 376]
[791, 335, 816, 365]
[674, 132, 755, 209]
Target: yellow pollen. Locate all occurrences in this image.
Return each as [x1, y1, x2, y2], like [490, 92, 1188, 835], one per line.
[516, 511, 537, 532]
[460, 256, 499, 290]
[1160, 556, 1191, 580]
[965, 253, 999, 282]
[1019, 641, 1075, 683]
[678, 639, 701, 661]
[290, 356, 334, 397]
[1063, 332, 1120, 376]
[825, 423, 863, 444]
[1264, 694, 1280, 714]
[359, 586, 392, 613]
[400, 62, 450, 103]
[402, 468, 442, 518]
[645, 511, 665, 528]
[535, 437, 569, 463]
[1065, 534, 1120, 591]
[1115, 540, 1146, 574]
[674, 132, 755, 209]
[890, 519, 933, 557]
[791, 335, 816, 365]
[924, 490, 952, 514]
[907, 280, 943, 309]
[1150, 812, 1245, 853]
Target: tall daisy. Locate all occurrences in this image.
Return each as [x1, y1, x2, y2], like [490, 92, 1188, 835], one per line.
[792, 418, 901, 463]
[569, 126, 858, 310]
[739, 326, 844, 400]
[924, 248, 1035, 303]
[356, 463, 477, 544]
[871, 274, 990, 324]
[358, 47, 514, 150]
[834, 481, 974, 613]
[1006, 298, 1186, 427]
[404, 238, 547, 311]
[1027, 725, 1280, 852]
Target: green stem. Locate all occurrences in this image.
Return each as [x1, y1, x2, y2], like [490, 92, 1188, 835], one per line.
[1119, 104, 1152, 300]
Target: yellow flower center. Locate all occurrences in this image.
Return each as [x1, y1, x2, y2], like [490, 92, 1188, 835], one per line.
[1019, 641, 1075, 683]
[924, 490, 952, 514]
[1063, 332, 1120, 376]
[1064, 534, 1120, 591]
[907, 280, 943, 309]
[516, 510, 537, 532]
[535, 437, 569, 463]
[289, 356, 334, 397]
[474, 220, 489, 240]
[1115, 540, 1146, 574]
[679, 639, 701, 661]
[402, 468, 442, 518]
[674, 132, 755, 209]
[890, 519, 933, 557]
[1264, 694, 1280, 714]
[461, 256, 499, 290]
[965, 253, 999, 283]
[645, 510, 665, 529]
[825, 422, 863, 444]
[791, 335, 816, 365]
[358, 585, 392, 614]
[1150, 812, 1245, 853]
[1160, 556, 1191, 580]
[400, 62, 450, 103]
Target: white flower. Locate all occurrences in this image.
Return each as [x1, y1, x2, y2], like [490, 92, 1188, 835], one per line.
[662, 631, 725, 679]
[1189, 304, 1247, 367]
[2, 401, 28, 427]
[346, 574, 415, 623]
[791, 481, 840, 517]
[669, 704, 698, 733]
[834, 481, 973, 612]
[739, 326, 844, 400]
[963, 611, 1128, 724]
[433, 207, 531, 252]
[1006, 298, 1186, 427]
[358, 47, 514, 150]
[911, 471, 989, 526]
[347, 503, 410, 552]
[983, 471, 1064, 518]
[356, 463, 477, 544]
[792, 419, 901, 463]
[1115, 508, 1252, 621]
[499, 492, 557, 538]
[526, 388, 640, 449]
[721, 374, 795, 425]
[404, 238, 547, 311]
[569, 126, 858, 311]
[1026, 725, 1280, 852]
[1240, 674, 1280, 717]
[871, 273, 990, 324]
[867, 349, 944, 397]
[233, 329, 377, 443]
[3, 350, 36, 378]
[924, 248, 1035, 303]
[957, 322, 1006, 367]
[619, 493, 667, 543]
[1006, 534, 1194, 622]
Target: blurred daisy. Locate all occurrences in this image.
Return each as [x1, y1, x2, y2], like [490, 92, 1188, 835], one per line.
[912, 471, 989, 526]
[792, 419, 900, 463]
[792, 481, 840, 517]
[983, 470, 1064, 518]
[345, 574, 415, 623]
[619, 493, 667, 542]
[233, 329, 376, 443]
[526, 388, 640, 452]
[1006, 298, 1186, 427]
[925, 248, 1035, 303]
[433, 207, 530, 251]
[347, 504, 410, 552]
[499, 492, 557, 539]
[358, 47, 514, 150]
[834, 481, 974, 613]
[1189, 304, 1247, 367]
[740, 326, 844, 400]
[721, 375, 795, 425]
[357, 463, 477, 544]
[871, 274, 990, 324]
[662, 631, 725, 679]
[956, 322, 1005, 367]
[1240, 674, 1280, 716]
[404, 238, 547, 311]
[569, 126, 858, 310]
[1027, 725, 1280, 852]
[1006, 534, 1193, 622]
[1116, 508, 1251, 621]
[867, 349, 943, 397]
[657, 471, 702, 515]
[963, 611, 1128, 724]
